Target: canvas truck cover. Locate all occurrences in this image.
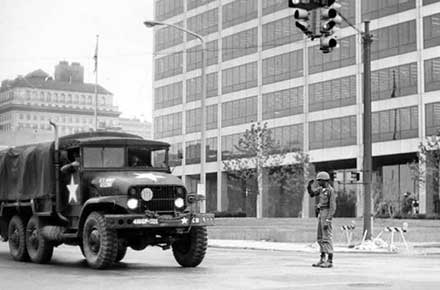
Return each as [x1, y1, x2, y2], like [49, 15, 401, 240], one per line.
[0, 142, 54, 201]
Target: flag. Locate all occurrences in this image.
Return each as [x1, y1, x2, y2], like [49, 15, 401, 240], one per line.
[390, 70, 396, 98]
[93, 35, 99, 73]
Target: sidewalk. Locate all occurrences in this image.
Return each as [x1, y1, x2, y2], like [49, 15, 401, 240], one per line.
[208, 239, 440, 255]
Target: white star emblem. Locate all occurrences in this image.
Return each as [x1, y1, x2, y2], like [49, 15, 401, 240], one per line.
[135, 173, 165, 182]
[181, 217, 188, 225]
[67, 175, 78, 203]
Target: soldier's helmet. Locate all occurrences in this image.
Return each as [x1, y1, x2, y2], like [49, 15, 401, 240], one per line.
[316, 171, 330, 181]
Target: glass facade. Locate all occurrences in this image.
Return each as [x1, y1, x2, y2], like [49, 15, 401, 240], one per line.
[271, 124, 303, 152]
[186, 40, 218, 72]
[426, 102, 440, 135]
[309, 116, 357, 150]
[425, 57, 440, 92]
[262, 16, 302, 50]
[187, 8, 218, 40]
[154, 112, 182, 139]
[222, 28, 258, 61]
[222, 96, 257, 127]
[222, 0, 257, 29]
[362, 0, 415, 21]
[262, 50, 303, 85]
[154, 52, 183, 81]
[222, 62, 257, 94]
[263, 86, 303, 120]
[309, 36, 356, 74]
[372, 106, 418, 142]
[424, 12, 440, 49]
[309, 75, 356, 112]
[154, 21, 183, 52]
[186, 104, 218, 133]
[186, 72, 218, 102]
[154, 82, 182, 110]
[371, 63, 418, 101]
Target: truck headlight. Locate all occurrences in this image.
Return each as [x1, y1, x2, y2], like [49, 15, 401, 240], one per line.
[174, 197, 184, 209]
[127, 198, 139, 210]
[141, 188, 153, 201]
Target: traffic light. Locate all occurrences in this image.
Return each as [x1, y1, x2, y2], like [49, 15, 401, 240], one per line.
[319, 1, 342, 53]
[294, 8, 311, 36]
[288, 0, 322, 10]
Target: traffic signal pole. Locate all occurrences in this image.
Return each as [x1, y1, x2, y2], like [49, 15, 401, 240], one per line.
[362, 21, 373, 240]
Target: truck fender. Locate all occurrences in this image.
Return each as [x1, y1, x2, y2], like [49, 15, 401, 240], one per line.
[78, 196, 128, 238]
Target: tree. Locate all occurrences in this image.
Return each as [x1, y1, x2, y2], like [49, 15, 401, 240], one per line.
[222, 122, 312, 218]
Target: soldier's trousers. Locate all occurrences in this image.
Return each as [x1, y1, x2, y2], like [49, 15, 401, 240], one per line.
[317, 209, 333, 254]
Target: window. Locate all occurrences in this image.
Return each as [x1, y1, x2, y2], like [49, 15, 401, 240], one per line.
[309, 116, 357, 150]
[154, 112, 182, 138]
[262, 16, 303, 50]
[222, 96, 257, 127]
[309, 36, 356, 74]
[425, 57, 440, 92]
[262, 0, 285, 16]
[309, 75, 356, 112]
[186, 40, 218, 72]
[222, 62, 257, 94]
[169, 143, 183, 167]
[424, 0, 440, 4]
[186, 104, 217, 133]
[154, 51, 183, 80]
[271, 124, 303, 153]
[362, 0, 415, 20]
[221, 133, 249, 160]
[155, 21, 183, 51]
[371, 20, 417, 61]
[424, 13, 440, 49]
[263, 86, 304, 120]
[206, 137, 217, 162]
[372, 106, 418, 142]
[186, 72, 218, 102]
[187, 8, 218, 39]
[185, 140, 201, 165]
[154, 82, 182, 110]
[222, 0, 257, 29]
[426, 102, 440, 135]
[155, 0, 183, 21]
[263, 50, 303, 85]
[188, 0, 216, 10]
[83, 147, 125, 168]
[222, 27, 258, 61]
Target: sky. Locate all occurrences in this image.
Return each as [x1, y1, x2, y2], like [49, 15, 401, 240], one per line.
[0, 0, 155, 121]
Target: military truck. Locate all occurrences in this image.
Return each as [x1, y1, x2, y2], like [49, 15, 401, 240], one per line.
[0, 124, 214, 269]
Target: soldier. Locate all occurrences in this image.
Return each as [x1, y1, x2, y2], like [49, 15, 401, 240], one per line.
[307, 171, 337, 268]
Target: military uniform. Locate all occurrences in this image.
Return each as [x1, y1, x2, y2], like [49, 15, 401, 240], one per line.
[307, 172, 337, 268]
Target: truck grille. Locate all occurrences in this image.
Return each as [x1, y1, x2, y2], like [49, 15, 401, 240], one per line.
[137, 185, 184, 213]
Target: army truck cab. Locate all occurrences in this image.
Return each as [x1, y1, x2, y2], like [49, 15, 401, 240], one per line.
[0, 128, 214, 269]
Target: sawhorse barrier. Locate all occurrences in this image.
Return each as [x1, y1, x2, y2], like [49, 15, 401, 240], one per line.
[341, 223, 356, 248]
[374, 223, 409, 251]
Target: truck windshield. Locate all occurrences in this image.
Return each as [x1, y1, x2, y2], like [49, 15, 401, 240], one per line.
[128, 147, 168, 169]
[83, 147, 125, 168]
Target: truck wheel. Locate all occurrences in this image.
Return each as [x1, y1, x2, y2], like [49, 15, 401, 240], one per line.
[82, 212, 118, 269]
[25, 216, 54, 264]
[172, 226, 207, 267]
[115, 240, 127, 263]
[8, 215, 29, 262]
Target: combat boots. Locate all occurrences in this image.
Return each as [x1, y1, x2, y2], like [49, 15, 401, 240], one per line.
[319, 260, 333, 268]
[312, 256, 325, 267]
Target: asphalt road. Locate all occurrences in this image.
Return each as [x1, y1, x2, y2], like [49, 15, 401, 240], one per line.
[0, 243, 439, 290]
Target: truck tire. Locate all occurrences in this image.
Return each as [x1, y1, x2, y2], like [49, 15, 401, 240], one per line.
[172, 226, 207, 267]
[8, 215, 29, 262]
[115, 240, 127, 263]
[82, 212, 118, 269]
[25, 216, 54, 264]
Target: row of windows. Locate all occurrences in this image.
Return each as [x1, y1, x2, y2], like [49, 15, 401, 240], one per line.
[187, 8, 218, 40]
[262, 15, 303, 50]
[371, 20, 416, 61]
[222, 96, 257, 128]
[309, 75, 356, 112]
[186, 40, 218, 72]
[154, 82, 182, 110]
[371, 62, 418, 101]
[187, 0, 216, 11]
[362, 0, 415, 21]
[222, 27, 257, 62]
[155, 21, 183, 52]
[186, 105, 218, 133]
[309, 36, 356, 75]
[154, 112, 182, 139]
[154, 52, 183, 81]
[17, 113, 108, 125]
[262, 87, 303, 120]
[155, 0, 183, 21]
[426, 102, 440, 135]
[309, 116, 357, 150]
[424, 13, 440, 49]
[372, 106, 419, 142]
[185, 137, 218, 164]
[155, 56, 440, 111]
[222, 0, 257, 29]
[262, 50, 303, 85]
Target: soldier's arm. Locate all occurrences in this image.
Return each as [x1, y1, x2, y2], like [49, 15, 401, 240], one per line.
[327, 188, 337, 220]
[307, 180, 318, 197]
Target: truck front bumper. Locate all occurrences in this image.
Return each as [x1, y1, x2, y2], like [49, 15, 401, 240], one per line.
[104, 212, 215, 229]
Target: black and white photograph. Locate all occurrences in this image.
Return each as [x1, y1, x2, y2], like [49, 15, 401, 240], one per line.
[1, 0, 440, 289]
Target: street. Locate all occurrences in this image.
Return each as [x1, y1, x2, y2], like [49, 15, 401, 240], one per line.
[0, 243, 439, 290]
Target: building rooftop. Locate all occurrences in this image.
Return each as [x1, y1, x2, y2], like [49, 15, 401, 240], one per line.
[0, 69, 112, 95]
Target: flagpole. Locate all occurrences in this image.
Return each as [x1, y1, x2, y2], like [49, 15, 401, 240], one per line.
[94, 34, 99, 131]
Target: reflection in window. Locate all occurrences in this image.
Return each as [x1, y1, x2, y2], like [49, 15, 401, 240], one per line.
[309, 116, 357, 150]
[425, 102, 440, 135]
[309, 76, 356, 112]
[263, 50, 303, 85]
[425, 57, 440, 92]
[424, 13, 440, 48]
[263, 87, 303, 119]
[83, 147, 124, 168]
[222, 96, 257, 127]
[372, 106, 418, 142]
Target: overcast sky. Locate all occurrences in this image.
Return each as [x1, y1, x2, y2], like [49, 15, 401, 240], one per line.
[0, 0, 155, 121]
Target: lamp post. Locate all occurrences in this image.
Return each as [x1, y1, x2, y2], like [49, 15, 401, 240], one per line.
[144, 20, 207, 212]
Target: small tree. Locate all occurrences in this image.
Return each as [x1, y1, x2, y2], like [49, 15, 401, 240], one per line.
[223, 122, 311, 218]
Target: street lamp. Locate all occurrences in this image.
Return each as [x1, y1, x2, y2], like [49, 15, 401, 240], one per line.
[144, 20, 207, 213]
